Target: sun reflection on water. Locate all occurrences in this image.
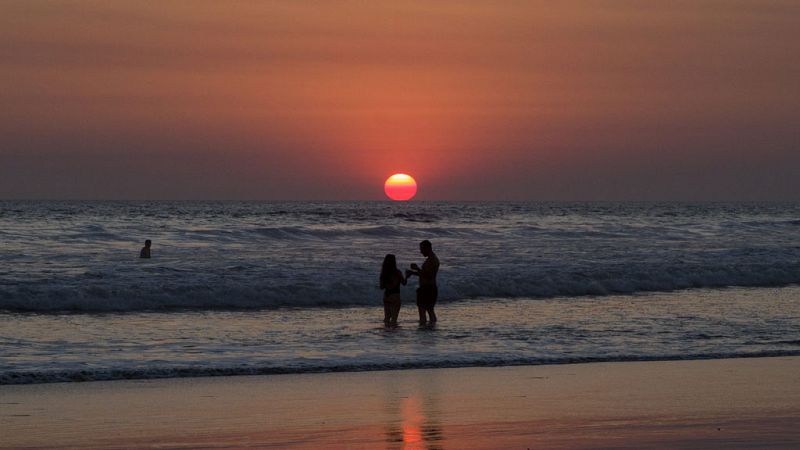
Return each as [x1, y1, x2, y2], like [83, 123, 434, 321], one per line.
[384, 373, 444, 450]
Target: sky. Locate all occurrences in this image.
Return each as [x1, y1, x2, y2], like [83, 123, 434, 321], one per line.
[1, 1, 799, 201]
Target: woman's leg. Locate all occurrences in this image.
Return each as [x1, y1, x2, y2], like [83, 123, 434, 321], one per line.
[391, 301, 401, 325]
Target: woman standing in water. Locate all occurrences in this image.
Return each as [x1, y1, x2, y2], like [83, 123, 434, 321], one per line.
[380, 254, 406, 327]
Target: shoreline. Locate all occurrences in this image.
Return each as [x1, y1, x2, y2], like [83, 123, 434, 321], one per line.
[4, 349, 800, 386]
[3, 356, 799, 449]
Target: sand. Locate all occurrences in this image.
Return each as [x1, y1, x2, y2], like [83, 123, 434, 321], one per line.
[2, 356, 799, 449]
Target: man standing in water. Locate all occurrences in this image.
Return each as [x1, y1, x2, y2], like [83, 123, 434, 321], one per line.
[140, 240, 152, 258]
[407, 240, 439, 325]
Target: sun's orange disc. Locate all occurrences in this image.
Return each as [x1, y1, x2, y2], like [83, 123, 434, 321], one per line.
[384, 174, 417, 201]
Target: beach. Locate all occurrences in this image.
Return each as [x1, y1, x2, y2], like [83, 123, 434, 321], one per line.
[4, 0, 800, 446]
[3, 356, 798, 449]
[2, 202, 799, 448]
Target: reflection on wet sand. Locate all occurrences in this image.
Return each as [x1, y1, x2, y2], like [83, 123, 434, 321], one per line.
[384, 372, 444, 449]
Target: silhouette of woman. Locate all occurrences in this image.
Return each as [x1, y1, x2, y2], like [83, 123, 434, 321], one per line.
[380, 254, 406, 327]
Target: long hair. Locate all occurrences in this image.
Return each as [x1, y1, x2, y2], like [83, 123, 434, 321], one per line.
[380, 254, 397, 289]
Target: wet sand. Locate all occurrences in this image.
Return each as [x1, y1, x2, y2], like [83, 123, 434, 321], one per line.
[2, 356, 799, 449]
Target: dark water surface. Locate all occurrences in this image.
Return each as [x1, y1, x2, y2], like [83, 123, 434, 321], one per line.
[1, 201, 799, 384]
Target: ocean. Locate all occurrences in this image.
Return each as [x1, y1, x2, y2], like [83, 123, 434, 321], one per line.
[1, 201, 799, 384]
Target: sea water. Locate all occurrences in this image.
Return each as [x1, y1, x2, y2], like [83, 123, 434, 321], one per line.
[1, 201, 799, 384]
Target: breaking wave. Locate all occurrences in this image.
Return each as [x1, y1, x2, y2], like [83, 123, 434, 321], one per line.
[2, 201, 799, 312]
[2, 258, 799, 312]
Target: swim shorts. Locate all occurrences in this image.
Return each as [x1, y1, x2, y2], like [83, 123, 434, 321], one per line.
[416, 285, 438, 309]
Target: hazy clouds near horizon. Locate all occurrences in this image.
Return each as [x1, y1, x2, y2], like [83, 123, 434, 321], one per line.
[1, 1, 798, 200]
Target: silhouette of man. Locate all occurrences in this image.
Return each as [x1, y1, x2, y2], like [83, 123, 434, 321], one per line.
[140, 240, 151, 258]
[407, 240, 439, 324]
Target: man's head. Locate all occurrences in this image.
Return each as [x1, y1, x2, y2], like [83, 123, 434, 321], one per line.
[144, 239, 151, 248]
[419, 240, 432, 257]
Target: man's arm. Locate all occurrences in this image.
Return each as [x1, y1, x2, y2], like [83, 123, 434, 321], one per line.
[420, 260, 436, 279]
[409, 259, 437, 280]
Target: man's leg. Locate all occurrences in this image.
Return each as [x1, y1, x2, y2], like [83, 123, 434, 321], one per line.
[416, 289, 426, 324]
[427, 306, 437, 323]
[428, 286, 438, 323]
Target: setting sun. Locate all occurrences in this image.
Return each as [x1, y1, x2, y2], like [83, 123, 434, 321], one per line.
[384, 174, 417, 201]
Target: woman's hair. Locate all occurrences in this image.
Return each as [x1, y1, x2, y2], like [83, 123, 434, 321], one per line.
[380, 254, 397, 289]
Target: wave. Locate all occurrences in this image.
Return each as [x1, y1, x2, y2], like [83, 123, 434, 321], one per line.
[3, 350, 798, 385]
[206, 225, 493, 240]
[3, 201, 800, 313]
[176, 220, 800, 242]
[1, 260, 799, 312]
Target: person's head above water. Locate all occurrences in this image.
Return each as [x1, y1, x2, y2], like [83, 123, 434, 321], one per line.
[380, 254, 398, 286]
[382, 254, 397, 271]
[419, 240, 433, 257]
[140, 239, 152, 258]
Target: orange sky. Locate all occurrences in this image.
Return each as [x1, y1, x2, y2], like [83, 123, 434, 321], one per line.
[1, 1, 798, 200]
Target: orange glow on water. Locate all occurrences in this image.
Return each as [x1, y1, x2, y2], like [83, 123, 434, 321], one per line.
[384, 173, 418, 201]
[401, 396, 424, 446]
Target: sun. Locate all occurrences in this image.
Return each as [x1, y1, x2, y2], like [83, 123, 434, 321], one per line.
[384, 173, 417, 201]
